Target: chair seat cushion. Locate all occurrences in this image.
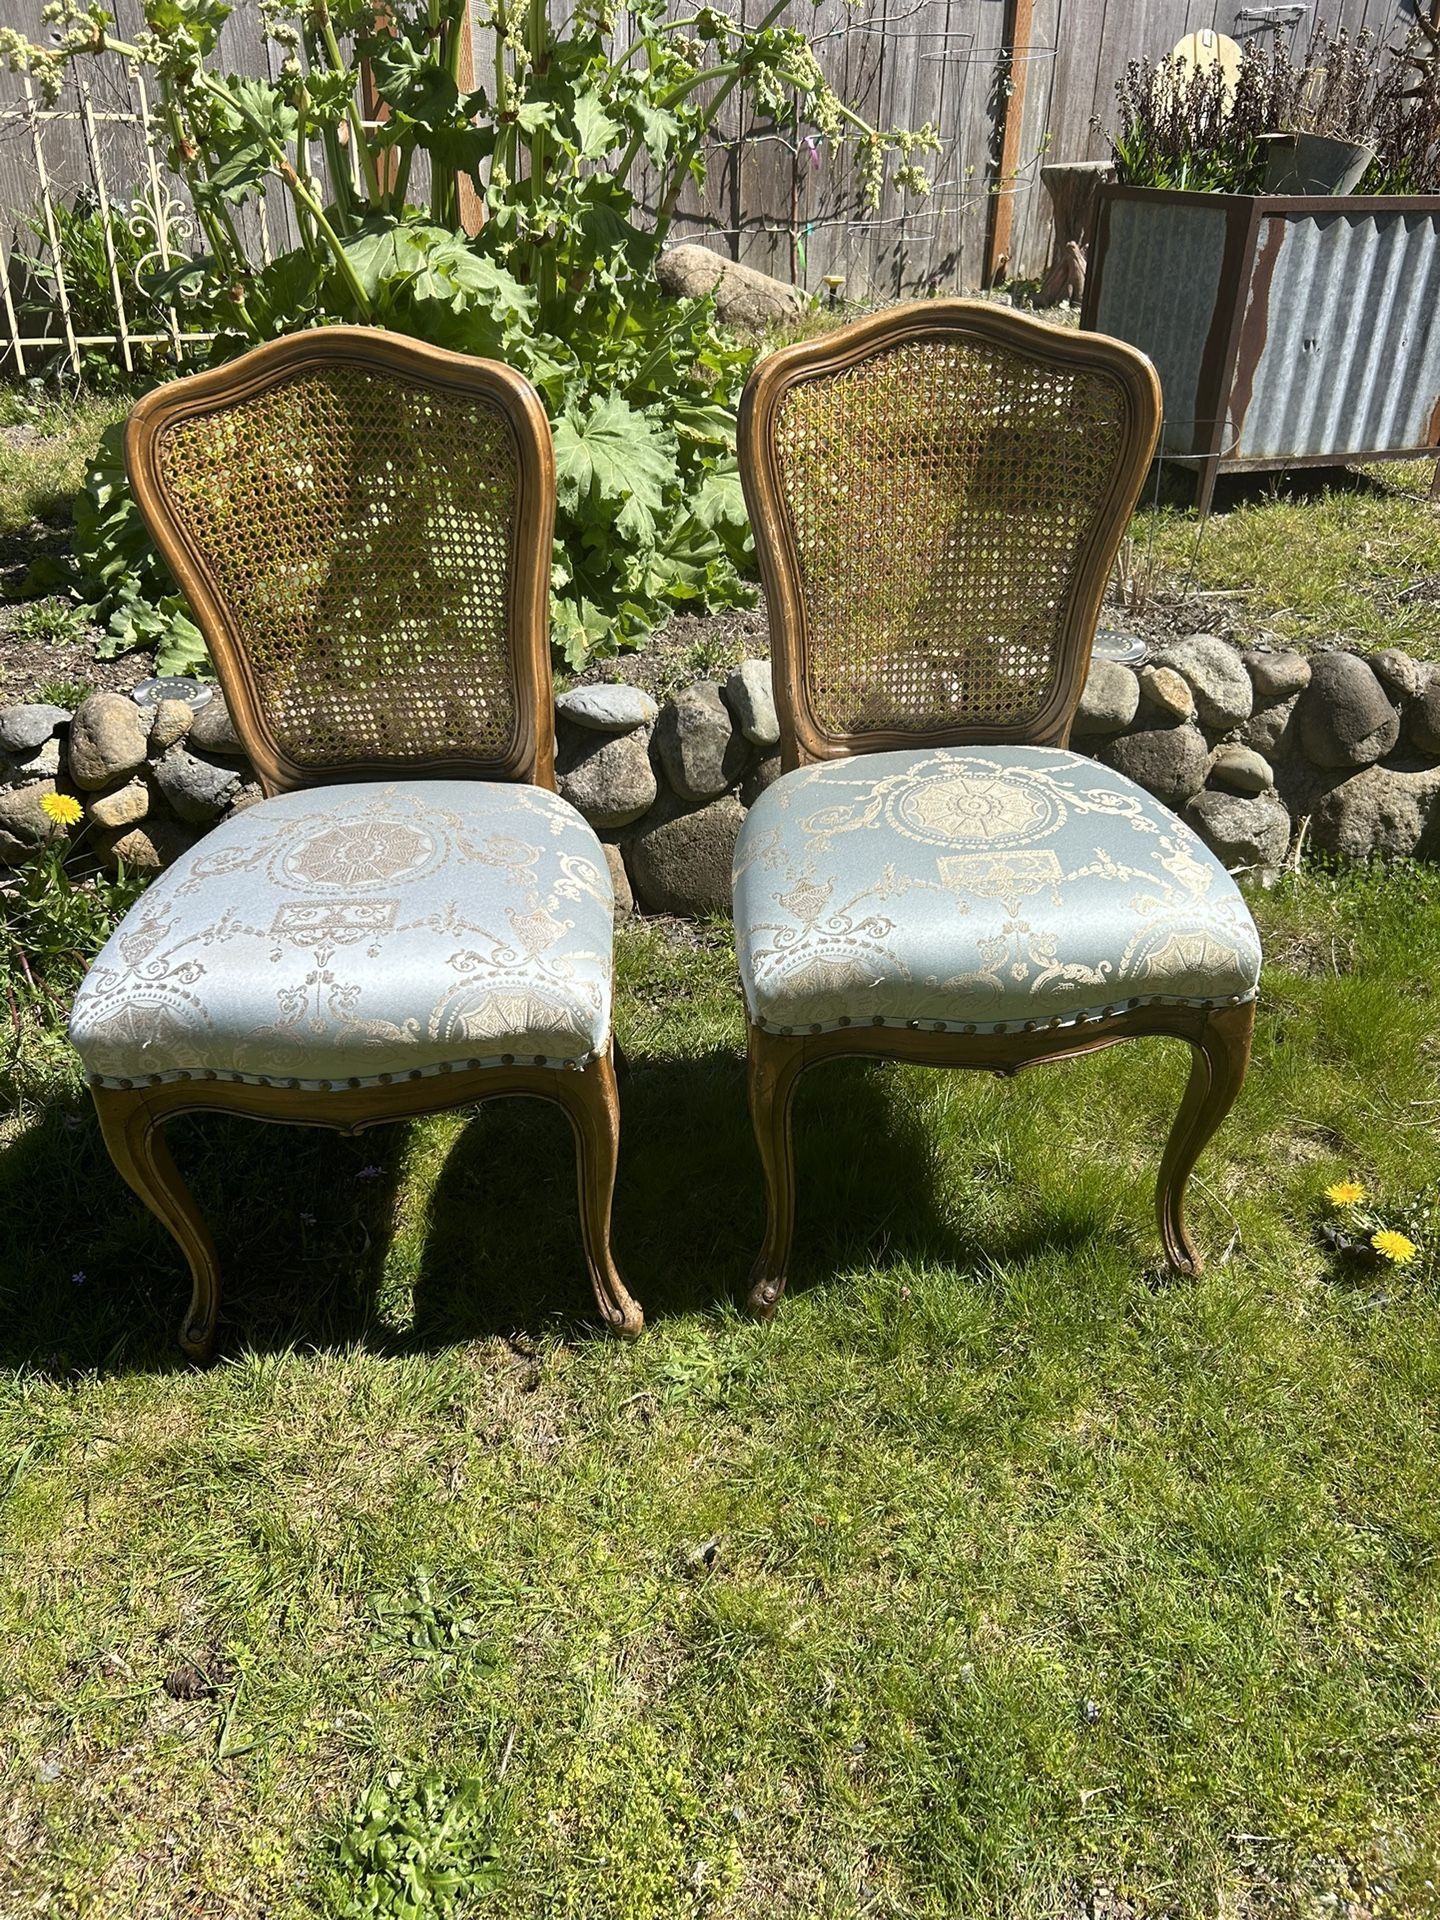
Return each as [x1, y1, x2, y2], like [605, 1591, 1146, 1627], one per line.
[70, 780, 614, 1089]
[733, 746, 1262, 1036]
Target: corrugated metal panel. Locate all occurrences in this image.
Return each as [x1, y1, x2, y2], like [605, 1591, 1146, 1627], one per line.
[1090, 196, 1231, 458]
[1231, 209, 1440, 461]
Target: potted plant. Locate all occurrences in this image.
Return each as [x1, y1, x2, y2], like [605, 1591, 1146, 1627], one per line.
[1084, 25, 1440, 510]
[1260, 27, 1387, 193]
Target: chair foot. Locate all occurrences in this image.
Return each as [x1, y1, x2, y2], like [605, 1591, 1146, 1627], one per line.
[558, 1046, 644, 1337]
[1155, 1000, 1255, 1276]
[745, 1026, 807, 1318]
[93, 1087, 221, 1363]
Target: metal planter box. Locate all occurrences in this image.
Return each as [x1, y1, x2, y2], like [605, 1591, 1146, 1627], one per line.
[1082, 184, 1440, 510]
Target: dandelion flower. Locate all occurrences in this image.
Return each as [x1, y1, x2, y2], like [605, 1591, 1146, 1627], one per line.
[1325, 1180, 1365, 1209]
[40, 791, 83, 827]
[1371, 1230, 1417, 1266]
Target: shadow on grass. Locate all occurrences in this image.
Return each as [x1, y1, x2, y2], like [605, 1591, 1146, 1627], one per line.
[0, 1047, 1112, 1375]
[1151, 457, 1433, 513]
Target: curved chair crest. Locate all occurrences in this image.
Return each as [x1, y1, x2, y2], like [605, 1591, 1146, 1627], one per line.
[125, 327, 557, 794]
[740, 299, 1162, 767]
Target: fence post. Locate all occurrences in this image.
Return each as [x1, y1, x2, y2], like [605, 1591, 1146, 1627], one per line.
[982, 0, 1034, 288]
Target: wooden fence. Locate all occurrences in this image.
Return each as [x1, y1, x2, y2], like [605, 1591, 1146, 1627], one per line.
[0, 0, 1411, 370]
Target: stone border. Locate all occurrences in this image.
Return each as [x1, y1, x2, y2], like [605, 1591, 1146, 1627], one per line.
[5, 640, 1438, 901]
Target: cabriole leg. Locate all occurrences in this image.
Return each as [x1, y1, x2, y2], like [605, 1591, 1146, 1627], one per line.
[93, 1087, 221, 1362]
[1155, 1000, 1256, 1276]
[745, 1025, 808, 1319]
[557, 1046, 643, 1337]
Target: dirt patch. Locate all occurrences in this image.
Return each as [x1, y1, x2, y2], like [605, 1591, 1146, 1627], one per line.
[566, 600, 770, 701]
[0, 595, 155, 706]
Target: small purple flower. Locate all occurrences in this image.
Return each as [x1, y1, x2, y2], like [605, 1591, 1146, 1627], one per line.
[71, 1271, 87, 1286]
[355, 1165, 382, 1182]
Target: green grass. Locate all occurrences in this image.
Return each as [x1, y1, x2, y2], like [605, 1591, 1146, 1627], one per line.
[0, 389, 131, 541]
[2, 860, 1439, 1918]
[1140, 463, 1440, 662]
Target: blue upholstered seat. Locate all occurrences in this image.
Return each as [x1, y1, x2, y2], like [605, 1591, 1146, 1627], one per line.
[71, 780, 614, 1090]
[733, 746, 1262, 1038]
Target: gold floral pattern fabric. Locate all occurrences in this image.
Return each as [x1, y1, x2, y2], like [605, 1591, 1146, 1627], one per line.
[732, 747, 1262, 1036]
[70, 781, 614, 1089]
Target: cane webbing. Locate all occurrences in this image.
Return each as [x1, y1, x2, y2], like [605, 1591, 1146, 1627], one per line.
[155, 361, 522, 773]
[771, 333, 1130, 740]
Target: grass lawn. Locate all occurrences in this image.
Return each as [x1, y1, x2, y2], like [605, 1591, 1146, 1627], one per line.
[1140, 460, 1440, 663]
[3, 858, 1439, 1918]
[0, 389, 131, 541]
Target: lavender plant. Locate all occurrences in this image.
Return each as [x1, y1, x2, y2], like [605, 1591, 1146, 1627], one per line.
[1106, 23, 1440, 198]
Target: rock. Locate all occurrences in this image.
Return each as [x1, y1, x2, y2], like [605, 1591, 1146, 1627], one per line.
[1370, 648, 1427, 702]
[68, 692, 149, 790]
[1186, 790, 1291, 870]
[1407, 667, 1440, 758]
[1310, 763, 1440, 861]
[555, 684, 658, 734]
[1072, 657, 1139, 735]
[185, 691, 244, 756]
[0, 702, 69, 753]
[229, 781, 265, 814]
[0, 779, 68, 864]
[626, 794, 745, 916]
[1208, 744, 1274, 795]
[85, 778, 151, 830]
[556, 725, 657, 829]
[1242, 649, 1311, 702]
[1151, 636, 1253, 730]
[1136, 664, 1195, 724]
[724, 658, 781, 748]
[1238, 694, 1299, 759]
[741, 752, 783, 807]
[656, 243, 802, 330]
[4, 737, 62, 784]
[147, 697, 194, 753]
[1297, 651, 1400, 769]
[1099, 724, 1211, 807]
[151, 744, 242, 823]
[97, 816, 197, 874]
[602, 842, 633, 918]
[654, 681, 747, 802]
[1272, 756, 1349, 820]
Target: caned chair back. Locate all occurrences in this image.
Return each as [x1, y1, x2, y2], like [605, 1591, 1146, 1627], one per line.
[125, 328, 557, 794]
[739, 301, 1161, 766]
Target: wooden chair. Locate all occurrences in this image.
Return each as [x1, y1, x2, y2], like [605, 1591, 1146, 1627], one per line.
[70, 328, 643, 1357]
[733, 300, 1260, 1314]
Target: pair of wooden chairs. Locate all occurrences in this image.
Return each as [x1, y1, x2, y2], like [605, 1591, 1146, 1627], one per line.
[69, 306, 1261, 1358]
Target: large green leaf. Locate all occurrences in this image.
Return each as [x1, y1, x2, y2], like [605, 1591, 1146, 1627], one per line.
[552, 393, 678, 545]
[204, 78, 297, 203]
[572, 89, 621, 160]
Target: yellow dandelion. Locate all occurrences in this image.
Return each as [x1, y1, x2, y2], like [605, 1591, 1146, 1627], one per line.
[40, 791, 83, 827]
[1371, 1230, 1418, 1266]
[1325, 1180, 1365, 1209]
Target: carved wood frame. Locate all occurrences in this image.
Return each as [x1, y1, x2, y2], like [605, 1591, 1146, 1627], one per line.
[744, 1004, 1255, 1316]
[736, 303, 1252, 1306]
[738, 297, 1163, 770]
[91, 329, 641, 1357]
[124, 325, 558, 794]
